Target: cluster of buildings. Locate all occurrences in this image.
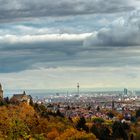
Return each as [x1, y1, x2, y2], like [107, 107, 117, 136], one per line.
[44, 94, 140, 119]
[0, 82, 140, 121]
[39, 88, 140, 120]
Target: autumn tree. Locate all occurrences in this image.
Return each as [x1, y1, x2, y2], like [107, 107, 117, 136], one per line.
[56, 128, 96, 140]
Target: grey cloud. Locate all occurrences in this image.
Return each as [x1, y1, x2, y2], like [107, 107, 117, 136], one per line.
[0, 6, 140, 73]
[84, 11, 140, 47]
[84, 27, 140, 47]
[0, 40, 83, 72]
[0, 0, 135, 22]
[1, 39, 140, 73]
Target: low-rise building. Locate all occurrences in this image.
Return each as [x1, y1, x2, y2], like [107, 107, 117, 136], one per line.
[10, 91, 32, 104]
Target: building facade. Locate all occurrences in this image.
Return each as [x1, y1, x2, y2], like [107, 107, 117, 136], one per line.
[10, 91, 32, 104]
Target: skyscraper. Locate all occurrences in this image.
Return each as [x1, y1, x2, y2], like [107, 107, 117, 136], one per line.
[124, 88, 128, 96]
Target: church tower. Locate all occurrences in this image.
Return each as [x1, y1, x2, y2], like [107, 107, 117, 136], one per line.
[0, 83, 3, 99]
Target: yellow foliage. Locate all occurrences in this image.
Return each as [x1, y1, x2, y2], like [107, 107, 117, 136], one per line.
[56, 128, 97, 140]
[116, 114, 123, 120]
[72, 117, 79, 124]
[103, 120, 113, 126]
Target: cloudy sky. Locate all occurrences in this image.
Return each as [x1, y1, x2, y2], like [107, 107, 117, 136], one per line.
[0, 0, 140, 90]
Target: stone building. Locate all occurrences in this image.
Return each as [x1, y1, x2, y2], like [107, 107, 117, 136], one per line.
[10, 91, 32, 104]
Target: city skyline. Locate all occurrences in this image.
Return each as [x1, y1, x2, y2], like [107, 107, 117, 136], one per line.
[0, 0, 140, 89]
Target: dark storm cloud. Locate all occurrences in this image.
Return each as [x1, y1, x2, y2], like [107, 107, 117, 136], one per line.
[0, 0, 135, 22]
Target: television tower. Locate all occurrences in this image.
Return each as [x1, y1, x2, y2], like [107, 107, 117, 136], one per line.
[77, 83, 80, 96]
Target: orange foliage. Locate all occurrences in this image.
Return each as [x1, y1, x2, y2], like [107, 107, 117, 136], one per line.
[47, 128, 59, 140]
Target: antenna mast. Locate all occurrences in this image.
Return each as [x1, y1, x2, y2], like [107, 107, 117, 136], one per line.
[77, 83, 80, 96]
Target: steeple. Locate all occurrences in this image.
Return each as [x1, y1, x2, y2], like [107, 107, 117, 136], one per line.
[0, 83, 3, 99]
